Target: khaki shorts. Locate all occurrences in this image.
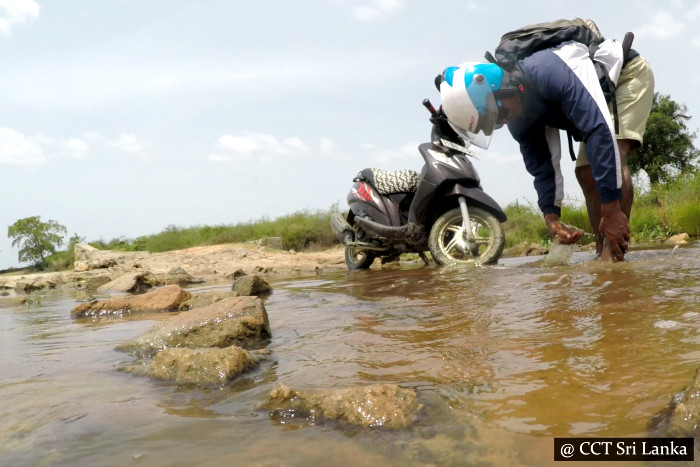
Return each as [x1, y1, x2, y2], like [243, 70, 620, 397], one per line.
[576, 55, 655, 167]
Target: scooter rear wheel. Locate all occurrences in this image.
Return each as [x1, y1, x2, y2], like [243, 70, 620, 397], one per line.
[428, 206, 504, 266]
[345, 246, 376, 269]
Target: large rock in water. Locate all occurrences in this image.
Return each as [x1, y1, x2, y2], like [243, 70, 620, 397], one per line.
[148, 346, 260, 385]
[97, 271, 157, 293]
[232, 274, 272, 296]
[178, 290, 240, 311]
[261, 383, 422, 430]
[655, 367, 700, 437]
[71, 284, 192, 318]
[666, 233, 690, 245]
[117, 296, 271, 357]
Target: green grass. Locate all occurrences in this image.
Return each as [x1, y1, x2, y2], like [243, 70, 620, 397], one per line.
[673, 203, 700, 236]
[560, 204, 592, 233]
[502, 201, 551, 247]
[89, 205, 340, 254]
[630, 171, 700, 241]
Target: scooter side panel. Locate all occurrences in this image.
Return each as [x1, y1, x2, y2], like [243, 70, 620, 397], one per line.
[347, 181, 404, 226]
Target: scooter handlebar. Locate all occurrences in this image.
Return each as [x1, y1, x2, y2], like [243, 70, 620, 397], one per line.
[423, 99, 438, 116]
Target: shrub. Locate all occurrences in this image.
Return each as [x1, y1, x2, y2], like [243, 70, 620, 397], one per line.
[670, 202, 700, 236]
[560, 204, 592, 233]
[88, 206, 339, 253]
[502, 201, 550, 247]
[630, 204, 668, 242]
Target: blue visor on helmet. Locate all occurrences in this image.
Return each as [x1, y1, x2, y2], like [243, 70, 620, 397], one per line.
[464, 64, 504, 113]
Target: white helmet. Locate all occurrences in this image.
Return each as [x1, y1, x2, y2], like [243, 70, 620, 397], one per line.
[438, 62, 505, 149]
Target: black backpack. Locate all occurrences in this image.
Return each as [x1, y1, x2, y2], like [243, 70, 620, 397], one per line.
[485, 18, 636, 159]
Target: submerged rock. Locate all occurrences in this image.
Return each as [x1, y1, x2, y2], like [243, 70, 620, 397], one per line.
[118, 296, 271, 357]
[261, 383, 422, 430]
[655, 367, 700, 437]
[148, 346, 259, 385]
[232, 274, 272, 296]
[71, 284, 192, 318]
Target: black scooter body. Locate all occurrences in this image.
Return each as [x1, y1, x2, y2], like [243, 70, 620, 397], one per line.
[332, 99, 507, 266]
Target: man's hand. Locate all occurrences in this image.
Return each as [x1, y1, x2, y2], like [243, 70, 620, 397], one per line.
[544, 213, 584, 245]
[599, 200, 630, 261]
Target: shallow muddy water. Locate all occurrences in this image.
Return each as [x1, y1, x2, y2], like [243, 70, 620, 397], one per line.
[1, 244, 700, 466]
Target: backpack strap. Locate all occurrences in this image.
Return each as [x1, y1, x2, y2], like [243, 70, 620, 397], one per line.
[567, 131, 577, 161]
[485, 50, 525, 90]
[595, 63, 620, 135]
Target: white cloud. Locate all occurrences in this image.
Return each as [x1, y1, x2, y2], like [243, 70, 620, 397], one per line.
[0, 128, 45, 164]
[0, 0, 40, 36]
[636, 10, 686, 40]
[0, 127, 88, 164]
[350, 0, 402, 21]
[111, 133, 148, 155]
[208, 153, 237, 163]
[52, 137, 89, 159]
[211, 132, 310, 162]
[689, 1, 700, 20]
[84, 132, 150, 159]
[217, 135, 261, 154]
[320, 137, 336, 155]
[282, 137, 309, 153]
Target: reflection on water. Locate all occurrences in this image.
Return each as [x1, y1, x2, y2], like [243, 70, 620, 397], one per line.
[1, 244, 700, 466]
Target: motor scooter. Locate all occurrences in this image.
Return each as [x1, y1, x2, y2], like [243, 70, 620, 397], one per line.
[331, 99, 507, 269]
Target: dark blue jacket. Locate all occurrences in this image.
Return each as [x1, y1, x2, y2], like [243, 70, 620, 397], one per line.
[506, 41, 622, 217]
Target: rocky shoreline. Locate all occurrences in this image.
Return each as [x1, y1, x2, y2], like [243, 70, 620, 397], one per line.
[2, 233, 690, 295]
[0, 241, 424, 431]
[0, 241, 349, 295]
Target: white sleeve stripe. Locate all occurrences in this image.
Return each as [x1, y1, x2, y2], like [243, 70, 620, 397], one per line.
[553, 41, 621, 188]
[544, 126, 564, 207]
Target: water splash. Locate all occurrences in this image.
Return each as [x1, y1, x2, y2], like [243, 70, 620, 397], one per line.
[654, 320, 679, 329]
[541, 241, 575, 266]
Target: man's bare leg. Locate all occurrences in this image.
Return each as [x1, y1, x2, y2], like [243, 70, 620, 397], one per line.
[575, 165, 603, 255]
[575, 139, 635, 261]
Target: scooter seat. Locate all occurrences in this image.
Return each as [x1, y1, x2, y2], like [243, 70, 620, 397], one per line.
[354, 168, 420, 195]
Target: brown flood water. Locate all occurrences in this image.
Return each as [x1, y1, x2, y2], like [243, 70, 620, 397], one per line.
[1, 244, 699, 466]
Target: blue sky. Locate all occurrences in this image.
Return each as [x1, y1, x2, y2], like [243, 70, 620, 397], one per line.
[1, 0, 699, 269]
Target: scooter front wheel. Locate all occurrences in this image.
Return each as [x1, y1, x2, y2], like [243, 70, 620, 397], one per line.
[428, 206, 504, 266]
[345, 246, 376, 269]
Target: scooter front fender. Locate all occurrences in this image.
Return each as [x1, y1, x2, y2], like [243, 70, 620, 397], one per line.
[447, 186, 507, 222]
